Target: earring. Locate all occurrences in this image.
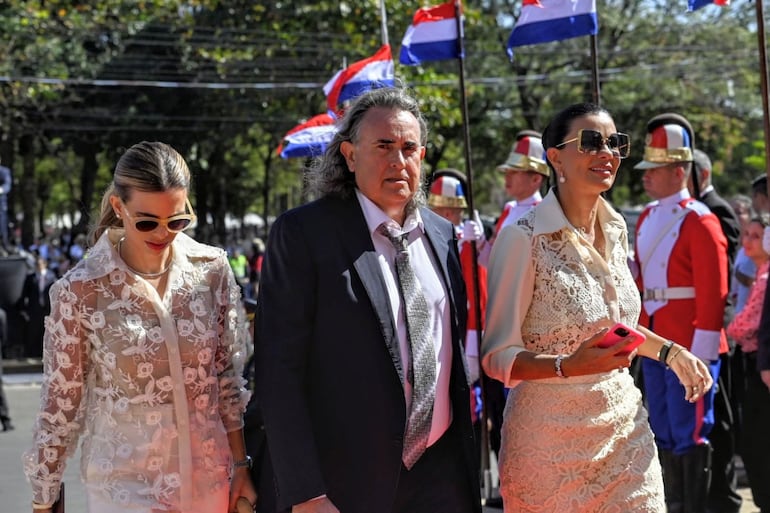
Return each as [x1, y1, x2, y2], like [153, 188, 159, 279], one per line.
[558, 174, 566, 184]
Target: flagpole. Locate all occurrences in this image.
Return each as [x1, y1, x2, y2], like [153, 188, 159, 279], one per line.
[756, 0, 770, 189]
[590, 34, 601, 106]
[380, 0, 389, 46]
[453, 0, 493, 502]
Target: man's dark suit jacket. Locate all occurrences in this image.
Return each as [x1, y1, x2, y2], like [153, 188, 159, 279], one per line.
[255, 194, 480, 513]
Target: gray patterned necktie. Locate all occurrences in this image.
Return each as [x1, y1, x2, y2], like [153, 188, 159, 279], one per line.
[378, 224, 436, 469]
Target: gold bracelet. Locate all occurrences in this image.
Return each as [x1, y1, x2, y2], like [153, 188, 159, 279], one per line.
[667, 348, 684, 366]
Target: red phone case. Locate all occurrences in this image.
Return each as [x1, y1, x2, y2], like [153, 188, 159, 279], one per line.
[598, 323, 645, 353]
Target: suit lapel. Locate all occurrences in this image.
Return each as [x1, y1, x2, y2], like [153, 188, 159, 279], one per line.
[332, 197, 406, 386]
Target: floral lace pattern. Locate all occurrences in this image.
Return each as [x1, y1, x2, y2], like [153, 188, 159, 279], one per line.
[23, 230, 250, 511]
[489, 197, 664, 512]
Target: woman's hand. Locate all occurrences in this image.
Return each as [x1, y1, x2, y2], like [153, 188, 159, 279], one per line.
[562, 327, 638, 377]
[667, 348, 713, 402]
[229, 467, 258, 513]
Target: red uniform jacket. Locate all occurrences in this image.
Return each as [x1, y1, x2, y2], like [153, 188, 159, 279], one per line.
[635, 197, 729, 359]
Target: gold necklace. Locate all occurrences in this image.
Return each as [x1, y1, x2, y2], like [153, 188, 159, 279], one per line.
[118, 237, 172, 279]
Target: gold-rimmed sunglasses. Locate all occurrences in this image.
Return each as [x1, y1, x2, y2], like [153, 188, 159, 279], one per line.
[122, 198, 197, 233]
[556, 129, 631, 159]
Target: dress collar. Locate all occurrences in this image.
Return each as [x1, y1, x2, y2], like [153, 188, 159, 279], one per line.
[530, 189, 627, 246]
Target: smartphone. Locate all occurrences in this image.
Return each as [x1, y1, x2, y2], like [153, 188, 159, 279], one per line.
[598, 323, 646, 354]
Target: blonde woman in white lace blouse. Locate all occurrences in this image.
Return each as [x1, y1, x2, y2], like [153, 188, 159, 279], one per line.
[481, 104, 713, 512]
[23, 142, 256, 513]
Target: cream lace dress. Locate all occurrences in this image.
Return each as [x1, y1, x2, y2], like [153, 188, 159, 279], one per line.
[482, 191, 664, 512]
[23, 229, 251, 512]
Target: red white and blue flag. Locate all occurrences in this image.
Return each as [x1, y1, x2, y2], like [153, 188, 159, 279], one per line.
[399, 1, 461, 65]
[277, 113, 338, 159]
[507, 0, 598, 58]
[323, 44, 394, 113]
[688, 0, 729, 11]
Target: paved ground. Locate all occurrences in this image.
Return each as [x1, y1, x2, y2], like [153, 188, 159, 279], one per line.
[1, 371, 760, 512]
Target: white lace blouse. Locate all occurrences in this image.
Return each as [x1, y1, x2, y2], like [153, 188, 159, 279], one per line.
[482, 190, 639, 387]
[23, 229, 251, 510]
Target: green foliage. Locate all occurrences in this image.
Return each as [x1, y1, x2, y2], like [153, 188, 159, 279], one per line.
[0, 0, 768, 246]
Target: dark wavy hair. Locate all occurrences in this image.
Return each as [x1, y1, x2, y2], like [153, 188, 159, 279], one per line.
[306, 86, 428, 209]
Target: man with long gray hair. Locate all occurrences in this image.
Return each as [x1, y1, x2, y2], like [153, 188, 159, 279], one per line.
[255, 87, 480, 513]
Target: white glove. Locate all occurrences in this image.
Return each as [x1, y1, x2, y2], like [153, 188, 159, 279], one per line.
[763, 226, 770, 254]
[462, 220, 483, 242]
[462, 210, 486, 243]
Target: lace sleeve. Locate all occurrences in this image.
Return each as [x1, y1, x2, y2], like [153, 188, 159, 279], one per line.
[23, 278, 90, 506]
[214, 256, 251, 432]
[482, 224, 535, 388]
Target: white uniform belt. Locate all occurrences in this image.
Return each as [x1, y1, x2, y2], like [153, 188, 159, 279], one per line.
[643, 287, 696, 301]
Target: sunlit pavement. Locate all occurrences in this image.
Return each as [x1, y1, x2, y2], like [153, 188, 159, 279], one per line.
[0, 372, 758, 513]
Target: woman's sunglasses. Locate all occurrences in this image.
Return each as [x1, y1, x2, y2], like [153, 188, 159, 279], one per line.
[556, 129, 631, 159]
[122, 198, 197, 233]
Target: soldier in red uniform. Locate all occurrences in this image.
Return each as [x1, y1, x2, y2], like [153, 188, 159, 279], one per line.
[493, 131, 549, 239]
[634, 114, 729, 513]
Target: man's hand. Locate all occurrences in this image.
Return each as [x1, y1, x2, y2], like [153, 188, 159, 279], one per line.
[462, 219, 484, 242]
[462, 210, 486, 245]
[292, 496, 340, 513]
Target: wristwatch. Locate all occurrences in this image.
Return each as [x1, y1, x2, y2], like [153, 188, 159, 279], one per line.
[233, 455, 253, 469]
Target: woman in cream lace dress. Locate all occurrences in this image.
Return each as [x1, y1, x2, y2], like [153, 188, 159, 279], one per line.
[23, 142, 256, 512]
[482, 104, 713, 512]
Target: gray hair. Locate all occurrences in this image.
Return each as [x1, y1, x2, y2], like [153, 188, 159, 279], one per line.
[305, 87, 429, 210]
